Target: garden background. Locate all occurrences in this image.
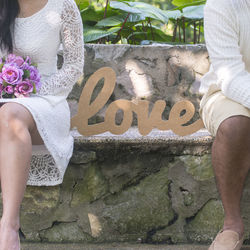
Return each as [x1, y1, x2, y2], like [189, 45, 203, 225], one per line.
[75, 0, 205, 45]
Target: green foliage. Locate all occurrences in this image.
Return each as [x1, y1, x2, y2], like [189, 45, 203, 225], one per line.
[75, 0, 90, 10]
[84, 25, 120, 42]
[76, 0, 206, 44]
[172, 0, 205, 8]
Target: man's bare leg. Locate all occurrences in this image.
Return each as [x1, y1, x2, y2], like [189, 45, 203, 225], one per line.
[211, 115, 250, 239]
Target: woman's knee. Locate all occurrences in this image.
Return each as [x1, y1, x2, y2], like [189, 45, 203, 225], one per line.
[0, 103, 34, 135]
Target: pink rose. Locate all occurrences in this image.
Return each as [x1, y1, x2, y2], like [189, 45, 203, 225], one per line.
[6, 54, 25, 68]
[14, 80, 33, 98]
[29, 66, 40, 81]
[1, 63, 23, 85]
[4, 85, 14, 94]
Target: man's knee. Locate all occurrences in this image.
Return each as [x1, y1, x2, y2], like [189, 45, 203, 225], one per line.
[216, 115, 250, 142]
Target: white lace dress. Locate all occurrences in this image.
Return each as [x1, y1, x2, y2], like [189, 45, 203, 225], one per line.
[0, 0, 84, 186]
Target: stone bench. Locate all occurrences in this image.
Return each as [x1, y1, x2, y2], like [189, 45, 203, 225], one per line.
[14, 127, 230, 245]
[3, 44, 248, 246]
[18, 127, 250, 245]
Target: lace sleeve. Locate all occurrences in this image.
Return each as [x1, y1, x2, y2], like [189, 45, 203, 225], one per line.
[38, 0, 84, 96]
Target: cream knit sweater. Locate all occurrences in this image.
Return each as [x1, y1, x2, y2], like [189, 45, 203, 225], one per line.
[199, 0, 250, 109]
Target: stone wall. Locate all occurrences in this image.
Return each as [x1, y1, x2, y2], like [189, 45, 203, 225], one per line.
[19, 130, 223, 244]
[1, 45, 239, 245]
[67, 44, 209, 125]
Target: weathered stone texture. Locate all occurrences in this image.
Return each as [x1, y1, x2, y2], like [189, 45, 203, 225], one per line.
[2, 128, 224, 245]
[67, 44, 209, 125]
[185, 200, 224, 243]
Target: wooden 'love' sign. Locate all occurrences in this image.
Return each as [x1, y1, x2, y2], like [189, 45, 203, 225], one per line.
[71, 67, 204, 136]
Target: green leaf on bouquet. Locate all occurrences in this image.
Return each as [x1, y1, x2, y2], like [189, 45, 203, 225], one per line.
[2, 81, 8, 87]
[0, 63, 4, 72]
[23, 70, 30, 79]
[32, 82, 36, 94]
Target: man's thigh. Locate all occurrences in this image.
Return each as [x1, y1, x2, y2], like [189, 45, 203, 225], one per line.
[0, 102, 44, 145]
[200, 91, 250, 137]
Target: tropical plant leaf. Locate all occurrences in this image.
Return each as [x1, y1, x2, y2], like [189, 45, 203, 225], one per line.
[172, 0, 205, 7]
[128, 1, 169, 23]
[110, 1, 169, 23]
[134, 24, 173, 42]
[75, 0, 89, 10]
[182, 5, 204, 19]
[96, 13, 146, 27]
[127, 31, 147, 40]
[110, 1, 142, 14]
[81, 6, 118, 22]
[84, 25, 120, 42]
[96, 15, 124, 27]
[164, 10, 182, 20]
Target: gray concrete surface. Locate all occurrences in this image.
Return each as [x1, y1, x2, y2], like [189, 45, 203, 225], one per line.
[20, 243, 250, 250]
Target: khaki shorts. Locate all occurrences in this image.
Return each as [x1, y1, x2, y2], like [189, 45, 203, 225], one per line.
[199, 84, 250, 137]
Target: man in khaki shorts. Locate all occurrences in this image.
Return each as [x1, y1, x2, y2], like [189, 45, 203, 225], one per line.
[199, 0, 250, 249]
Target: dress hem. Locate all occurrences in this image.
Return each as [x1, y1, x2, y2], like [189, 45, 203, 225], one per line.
[27, 177, 63, 186]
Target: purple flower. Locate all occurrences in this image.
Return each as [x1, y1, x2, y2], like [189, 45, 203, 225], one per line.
[34, 80, 42, 92]
[4, 85, 14, 94]
[14, 91, 28, 98]
[24, 56, 31, 65]
[6, 54, 25, 68]
[28, 66, 41, 91]
[29, 66, 40, 82]
[0, 54, 42, 99]
[20, 56, 32, 70]
[14, 80, 33, 98]
[1, 64, 23, 85]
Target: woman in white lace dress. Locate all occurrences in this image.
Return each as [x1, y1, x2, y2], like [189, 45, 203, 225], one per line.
[0, 0, 84, 248]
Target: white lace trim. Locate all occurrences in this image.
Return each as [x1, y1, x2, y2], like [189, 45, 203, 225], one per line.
[23, 102, 70, 186]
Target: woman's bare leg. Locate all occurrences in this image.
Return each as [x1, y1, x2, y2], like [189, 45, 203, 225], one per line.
[0, 103, 43, 250]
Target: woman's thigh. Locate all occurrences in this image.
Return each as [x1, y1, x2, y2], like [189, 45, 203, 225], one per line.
[0, 102, 44, 145]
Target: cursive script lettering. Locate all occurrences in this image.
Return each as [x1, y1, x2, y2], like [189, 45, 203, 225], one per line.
[71, 67, 204, 136]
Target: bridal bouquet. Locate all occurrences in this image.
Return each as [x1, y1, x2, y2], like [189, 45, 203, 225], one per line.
[0, 54, 41, 98]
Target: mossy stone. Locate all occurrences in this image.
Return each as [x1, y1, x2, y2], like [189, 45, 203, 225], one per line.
[71, 164, 109, 206]
[39, 222, 93, 242]
[186, 199, 224, 243]
[102, 166, 175, 235]
[181, 155, 214, 181]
